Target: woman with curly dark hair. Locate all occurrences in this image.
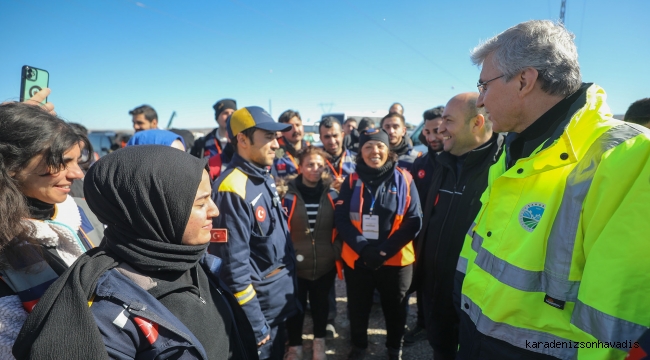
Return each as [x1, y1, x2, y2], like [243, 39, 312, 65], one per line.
[0, 101, 96, 355]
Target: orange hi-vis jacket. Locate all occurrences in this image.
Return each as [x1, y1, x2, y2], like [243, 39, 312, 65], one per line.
[335, 167, 422, 269]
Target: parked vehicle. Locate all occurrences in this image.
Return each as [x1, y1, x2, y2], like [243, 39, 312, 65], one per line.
[410, 121, 428, 154]
[88, 131, 132, 158]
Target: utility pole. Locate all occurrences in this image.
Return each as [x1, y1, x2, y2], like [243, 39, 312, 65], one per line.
[559, 0, 567, 24]
[166, 111, 176, 129]
[318, 102, 334, 114]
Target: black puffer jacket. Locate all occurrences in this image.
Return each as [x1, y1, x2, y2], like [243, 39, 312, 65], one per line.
[411, 133, 505, 294]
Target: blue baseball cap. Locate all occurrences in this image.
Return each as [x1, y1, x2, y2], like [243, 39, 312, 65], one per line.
[226, 106, 291, 139]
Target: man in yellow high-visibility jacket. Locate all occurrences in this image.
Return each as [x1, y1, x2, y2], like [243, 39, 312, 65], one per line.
[454, 20, 650, 360]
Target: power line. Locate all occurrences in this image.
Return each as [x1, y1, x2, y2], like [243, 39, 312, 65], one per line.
[228, 0, 437, 95]
[340, 0, 472, 88]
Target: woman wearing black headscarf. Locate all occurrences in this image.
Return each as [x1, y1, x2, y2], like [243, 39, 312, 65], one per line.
[13, 145, 258, 360]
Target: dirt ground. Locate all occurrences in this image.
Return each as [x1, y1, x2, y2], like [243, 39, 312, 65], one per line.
[297, 277, 433, 359]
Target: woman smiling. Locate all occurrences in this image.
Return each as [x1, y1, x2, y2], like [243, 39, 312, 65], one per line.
[14, 145, 258, 360]
[334, 129, 422, 360]
[280, 146, 342, 360]
[0, 102, 96, 355]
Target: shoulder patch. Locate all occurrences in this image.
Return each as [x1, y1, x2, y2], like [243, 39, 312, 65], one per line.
[218, 168, 248, 198]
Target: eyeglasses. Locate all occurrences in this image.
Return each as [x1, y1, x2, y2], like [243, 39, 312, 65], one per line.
[477, 74, 505, 95]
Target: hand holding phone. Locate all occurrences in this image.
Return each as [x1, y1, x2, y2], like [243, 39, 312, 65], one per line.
[28, 88, 56, 115]
[18, 66, 55, 115]
[20, 65, 49, 104]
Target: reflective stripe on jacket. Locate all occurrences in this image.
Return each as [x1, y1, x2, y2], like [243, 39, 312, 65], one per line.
[209, 153, 298, 343]
[457, 84, 650, 359]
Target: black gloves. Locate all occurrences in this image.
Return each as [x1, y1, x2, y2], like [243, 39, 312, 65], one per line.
[360, 246, 385, 270]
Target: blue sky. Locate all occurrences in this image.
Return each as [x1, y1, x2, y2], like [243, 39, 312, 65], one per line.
[1, 0, 648, 130]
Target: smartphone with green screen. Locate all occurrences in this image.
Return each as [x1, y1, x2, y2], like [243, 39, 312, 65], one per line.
[20, 65, 49, 104]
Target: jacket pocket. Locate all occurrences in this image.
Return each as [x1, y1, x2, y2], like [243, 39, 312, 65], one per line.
[249, 233, 277, 275]
[253, 267, 297, 325]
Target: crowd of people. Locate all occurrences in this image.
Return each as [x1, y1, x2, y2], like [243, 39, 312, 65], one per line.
[1, 19, 650, 360]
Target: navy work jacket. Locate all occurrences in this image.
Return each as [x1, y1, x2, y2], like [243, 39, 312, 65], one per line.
[209, 153, 299, 343]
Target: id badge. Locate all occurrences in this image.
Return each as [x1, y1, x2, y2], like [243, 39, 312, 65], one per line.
[362, 215, 379, 240]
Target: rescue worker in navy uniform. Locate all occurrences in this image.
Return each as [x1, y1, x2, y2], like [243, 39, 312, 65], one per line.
[411, 93, 504, 360]
[273, 109, 309, 178]
[191, 99, 237, 179]
[210, 106, 299, 360]
[380, 112, 421, 172]
[335, 129, 422, 360]
[403, 105, 445, 346]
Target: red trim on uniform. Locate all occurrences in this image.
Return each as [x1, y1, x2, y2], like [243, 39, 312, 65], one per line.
[133, 317, 159, 345]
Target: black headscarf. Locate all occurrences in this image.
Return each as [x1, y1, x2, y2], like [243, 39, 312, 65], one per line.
[13, 146, 209, 359]
[84, 145, 209, 274]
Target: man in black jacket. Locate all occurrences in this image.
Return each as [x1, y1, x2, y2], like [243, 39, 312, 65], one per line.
[404, 105, 445, 346]
[411, 92, 504, 360]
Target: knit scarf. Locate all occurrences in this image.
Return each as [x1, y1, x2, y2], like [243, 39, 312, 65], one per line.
[355, 160, 396, 188]
[391, 138, 410, 157]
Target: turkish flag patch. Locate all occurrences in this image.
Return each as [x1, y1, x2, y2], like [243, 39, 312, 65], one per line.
[277, 163, 287, 171]
[210, 229, 228, 243]
[418, 169, 426, 179]
[255, 206, 267, 222]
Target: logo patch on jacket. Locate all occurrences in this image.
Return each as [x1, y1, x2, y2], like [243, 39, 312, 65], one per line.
[418, 169, 425, 179]
[519, 203, 545, 232]
[276, 163, 286, 172]
[255, 206, 267, 222]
